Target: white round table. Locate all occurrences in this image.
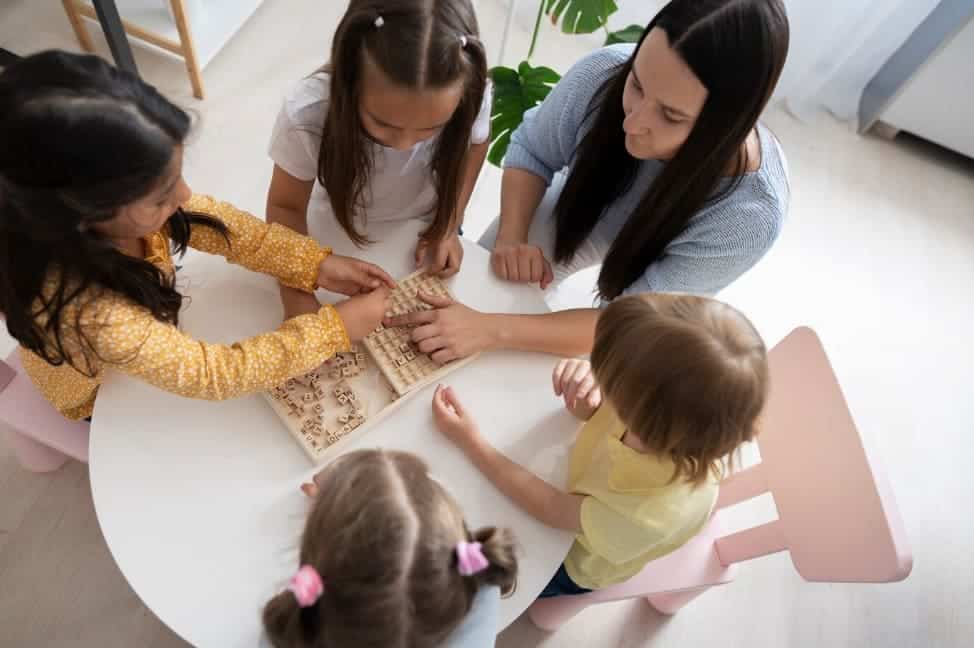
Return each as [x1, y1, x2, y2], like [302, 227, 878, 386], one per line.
[90, 223, 576, 647]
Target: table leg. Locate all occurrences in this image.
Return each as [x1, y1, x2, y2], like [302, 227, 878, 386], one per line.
[91, 0, 138, 75]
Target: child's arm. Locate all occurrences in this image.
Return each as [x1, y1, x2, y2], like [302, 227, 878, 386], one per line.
[69, 286, 389, 402]
[417, 128, 489, 278]
[432, 385, 584, 532]
[265, 165, 324, 319]
[184, 194, 394, 299]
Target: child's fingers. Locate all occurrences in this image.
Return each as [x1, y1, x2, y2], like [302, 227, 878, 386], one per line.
[587, 386, 602, 409]
[565, 361, 591, 406]
[417, 290, 453, 309]
[540, 258, 554, 290]
[362, 262, 396, 289]
[440, 385, 466, 416]
[573, 373, 596, 404]
[552, 359, 570, 396]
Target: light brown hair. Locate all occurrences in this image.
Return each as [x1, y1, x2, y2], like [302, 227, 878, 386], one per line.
[318, 0, 488, 246]
[263, 449, 517, 648]
[590, 294, 768, 485]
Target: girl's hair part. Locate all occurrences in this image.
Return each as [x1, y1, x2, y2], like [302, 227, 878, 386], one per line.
[591, 294, 769, 485]
[318, 0, 487, 246]
[262, 449, 517, 648]
[553, 0, 789, 300]
[0, 50, 226, 375]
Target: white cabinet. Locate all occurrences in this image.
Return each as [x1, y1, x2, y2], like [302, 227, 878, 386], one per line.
[881, 18, 974, 158]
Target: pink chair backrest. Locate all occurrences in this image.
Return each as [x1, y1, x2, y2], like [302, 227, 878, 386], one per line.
[712, 327, 912, 583]
[0, 358, 15, 391]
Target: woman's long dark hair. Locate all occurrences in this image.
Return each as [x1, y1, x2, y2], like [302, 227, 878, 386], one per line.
[318, 0, 488, 246]
[553, 0, 789, 300]
[0, 50, 226, 375]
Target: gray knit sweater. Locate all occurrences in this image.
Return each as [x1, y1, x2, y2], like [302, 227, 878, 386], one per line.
[504, 44, 790, 297]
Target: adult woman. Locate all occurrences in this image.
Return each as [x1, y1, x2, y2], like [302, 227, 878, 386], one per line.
[389, 0, 790, 361]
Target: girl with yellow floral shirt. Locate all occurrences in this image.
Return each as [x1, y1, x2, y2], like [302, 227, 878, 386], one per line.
[0, 51, 395, 420]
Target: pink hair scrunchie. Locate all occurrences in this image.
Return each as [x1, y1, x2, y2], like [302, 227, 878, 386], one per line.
[456, 541, 489, 576]
[288, 565, 324, 608]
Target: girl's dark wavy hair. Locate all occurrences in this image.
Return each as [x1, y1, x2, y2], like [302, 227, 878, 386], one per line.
[0, 50, 226, 375]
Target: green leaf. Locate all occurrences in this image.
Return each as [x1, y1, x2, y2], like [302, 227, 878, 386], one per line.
[544, 0, 618, 35]
[487, 62, 561, 167]
[604, 23, 644, 45]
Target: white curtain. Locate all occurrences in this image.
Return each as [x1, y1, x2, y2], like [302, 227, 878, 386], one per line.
[775, 0, 941, 123]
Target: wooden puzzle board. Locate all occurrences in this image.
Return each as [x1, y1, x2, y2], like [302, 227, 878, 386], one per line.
[362, 270, 479, 397]
[264, 271, 478, 463]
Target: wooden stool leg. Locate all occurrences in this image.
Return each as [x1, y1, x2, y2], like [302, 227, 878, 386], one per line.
[62, 0, 96, 52]
[4, 427, 70, 473]
[169, 0, 204, 99]
[645, 586, 710, 615]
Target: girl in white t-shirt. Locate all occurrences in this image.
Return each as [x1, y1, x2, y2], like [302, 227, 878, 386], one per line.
[267, 0, 491, 319]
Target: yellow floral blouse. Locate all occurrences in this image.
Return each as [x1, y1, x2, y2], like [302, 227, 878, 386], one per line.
[20, 194, 350, 420]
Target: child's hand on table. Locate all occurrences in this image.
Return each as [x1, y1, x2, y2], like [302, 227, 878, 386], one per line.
[317, 254, 395, 296]
[334, 287, 392, 342]
[415, 233, 464, 278]
[432, 384, 482, 451]
[553, 358, 602, 421]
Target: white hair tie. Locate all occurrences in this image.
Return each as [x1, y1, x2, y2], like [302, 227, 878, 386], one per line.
[374, 15, 384, 28]
[459, 35, 468, 48]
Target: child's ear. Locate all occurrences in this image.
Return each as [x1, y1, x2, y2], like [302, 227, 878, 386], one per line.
[300, 482, 319, 498]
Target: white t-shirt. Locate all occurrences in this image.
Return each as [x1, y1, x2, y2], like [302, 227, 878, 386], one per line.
[269, 72, 492, 248]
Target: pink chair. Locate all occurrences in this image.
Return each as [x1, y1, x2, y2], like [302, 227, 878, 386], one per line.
[528, 327, 912, 630]
[0, 349, 90, 472]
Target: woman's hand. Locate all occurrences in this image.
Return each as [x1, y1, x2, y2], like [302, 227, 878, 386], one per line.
[333, 287, 392, 342]
[317, 254, 395, 296]
[552, 358, 602, 421]
[384, 292, 495, 363]
[432, 384, 482, 451]
[415, 233, 464, 278]
[490, 239, 553, 289]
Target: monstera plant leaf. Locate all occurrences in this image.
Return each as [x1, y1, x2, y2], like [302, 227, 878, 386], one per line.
[545, 0, 618, 34]
[487, 61, 561, 167]
[604, 23, 644, 45]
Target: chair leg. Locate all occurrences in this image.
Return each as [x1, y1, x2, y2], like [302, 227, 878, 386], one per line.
[170, 0, 205, 99]
[4, 428, 70, 473]
[645, 586, 711, 615]
[527, 596, 592, 631]
[61, 0, 96, 52]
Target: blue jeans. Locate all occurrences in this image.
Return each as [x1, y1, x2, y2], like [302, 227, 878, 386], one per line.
[539, 564, 592, 598]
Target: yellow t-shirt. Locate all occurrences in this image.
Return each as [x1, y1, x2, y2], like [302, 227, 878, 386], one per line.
[564, 404, 719, 589]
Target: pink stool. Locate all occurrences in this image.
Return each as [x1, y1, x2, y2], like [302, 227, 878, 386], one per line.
[528, 327, 913, 630]
[0, 349, 89, 472]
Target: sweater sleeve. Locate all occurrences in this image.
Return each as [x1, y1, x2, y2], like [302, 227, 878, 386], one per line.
[503, 45, 634, 184]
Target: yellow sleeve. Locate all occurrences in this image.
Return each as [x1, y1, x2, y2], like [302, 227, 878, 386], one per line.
[79, 292, 349, 400]
[182, 193, 328, 292]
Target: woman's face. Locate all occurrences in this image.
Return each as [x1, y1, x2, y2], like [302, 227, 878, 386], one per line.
[93, 145, 192, 241]
[621, 28, 708, 161]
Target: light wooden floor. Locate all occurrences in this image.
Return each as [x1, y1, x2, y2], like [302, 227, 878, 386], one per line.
[2, 0, 973, 646]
